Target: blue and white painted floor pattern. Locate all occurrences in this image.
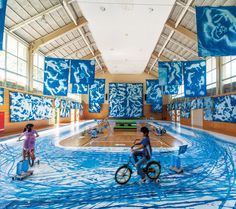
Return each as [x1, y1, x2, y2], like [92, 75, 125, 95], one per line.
[0, 120, 236, 208]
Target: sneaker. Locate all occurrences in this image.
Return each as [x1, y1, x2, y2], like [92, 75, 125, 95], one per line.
[139, 178, 146, 184]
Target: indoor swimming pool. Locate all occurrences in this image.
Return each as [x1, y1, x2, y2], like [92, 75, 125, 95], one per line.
[0, 121, 236, 208]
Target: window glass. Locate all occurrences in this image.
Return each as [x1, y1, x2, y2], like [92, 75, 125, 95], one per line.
[33, 53, 38, 67]
[0, 69, 5, 81]
[7, 54, 17, 73]
[0, 51, 5, 69]
[18, 43, 27, 60]
[38, 54, 44, 69]
[18, 75, 27, 87]
[6, 72, 17, 82]
[37, 69, 44, 81]
[7, 35, 17, 56]
[18, 59, 27, 76]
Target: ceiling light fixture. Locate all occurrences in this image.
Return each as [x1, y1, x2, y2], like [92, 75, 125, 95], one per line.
[149, 8, 154, 13]
[100, 6, 106, 12]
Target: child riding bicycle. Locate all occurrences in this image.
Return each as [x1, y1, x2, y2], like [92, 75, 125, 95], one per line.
[18, 124, 39, 161]
[131, 126, 152, 183]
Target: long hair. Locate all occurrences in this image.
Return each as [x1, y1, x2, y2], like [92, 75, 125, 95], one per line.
[26, 124, 34, 132]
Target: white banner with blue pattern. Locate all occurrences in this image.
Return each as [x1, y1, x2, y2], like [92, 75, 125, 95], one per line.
[0, 87, 4, 105]
[109, 83, 143, 118]
[213, 95, 236, 123]
[43, 57, 70, 96]
[89, 79, 105, 113]
[183, 60, 206, 97]
[196, 6, 236, 57]
[72, 83, 88, 94]
[10, 92, 53, 122]
[71, 59, 95, 84]
[158, 61, 182, 86]
[0, 0, 7, 50]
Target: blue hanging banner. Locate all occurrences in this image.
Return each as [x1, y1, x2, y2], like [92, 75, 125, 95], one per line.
[89, 79, 105, 113]
[109, 83, 143, 118]
[72, 83, 88, 94]
[158, 61, 182, 86]
[126, 83, 143, 117]
[43, 57, 70, 96]
[196, 6, 236, 57]
[54, 98, 60, 108]
[183, 60, 206, 97]
[109, 83, 127, 118]
[70, 59, 95, 85]
[146, 80, 159, 104]
[89, 102, 101, 113]
[0, 87, 4, 105]
[163, 85, 179, 95]
[0, 0, 7, 50]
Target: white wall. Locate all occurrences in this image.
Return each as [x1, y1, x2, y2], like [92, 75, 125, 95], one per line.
[191, 109, 203, 128]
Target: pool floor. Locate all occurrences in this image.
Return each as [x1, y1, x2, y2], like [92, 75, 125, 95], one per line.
[0, 121, 236, 208]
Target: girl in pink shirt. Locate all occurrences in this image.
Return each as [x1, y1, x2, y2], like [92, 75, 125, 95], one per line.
[18, 124, 39, 161]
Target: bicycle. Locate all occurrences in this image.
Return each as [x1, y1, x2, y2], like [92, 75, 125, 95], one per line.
[24, 149, 39, 167]
[115, 154, 161, 184]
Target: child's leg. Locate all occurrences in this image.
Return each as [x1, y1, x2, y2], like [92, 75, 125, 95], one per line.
[22, 149, 27, 160]
[30, 149, 36, 161]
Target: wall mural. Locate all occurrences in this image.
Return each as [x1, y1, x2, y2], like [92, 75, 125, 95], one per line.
[146, 80, 162, 113]
[158, 61, 182, 86]
[0, 87, 4, 105]
[54, 98, 60, 108]
[213, 95, 235, 122]
[191, 99, 197, 109]
[204, 97, 213, 109]
[204, 109, 213, 121]
[196, 98, 204, 109]
[0, 0, 7, 50]
[183, 60, 206, 97]
[89, 79, 105, 113]
[70, 60, 95, 85]
[196, 6, 236, 57]
[43, 57, 70, 96]
[109, 83, 143, 118]
[10, 92, 52, 122]
[163, 85, 179, 95]
[72, 83, 88, 94]
[60, 100, 70, 118]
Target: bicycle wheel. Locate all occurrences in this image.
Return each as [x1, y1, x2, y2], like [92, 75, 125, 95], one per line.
[28, 154, 34, 167]
[115, 165, 132, 185]
[146, 161, 161, 180]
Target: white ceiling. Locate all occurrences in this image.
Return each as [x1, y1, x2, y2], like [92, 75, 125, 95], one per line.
[78, 0, 175, 74]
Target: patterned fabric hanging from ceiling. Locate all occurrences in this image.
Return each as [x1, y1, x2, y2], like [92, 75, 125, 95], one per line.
[43, 57, 70, 96]
[183, 60, 206, 97]
[196, 6, 236, 57]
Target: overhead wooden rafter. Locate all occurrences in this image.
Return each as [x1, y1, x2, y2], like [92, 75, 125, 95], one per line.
[45, 32, 91, 56]
[29, 16, 87, 54]
[147, 0, 195, 73]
